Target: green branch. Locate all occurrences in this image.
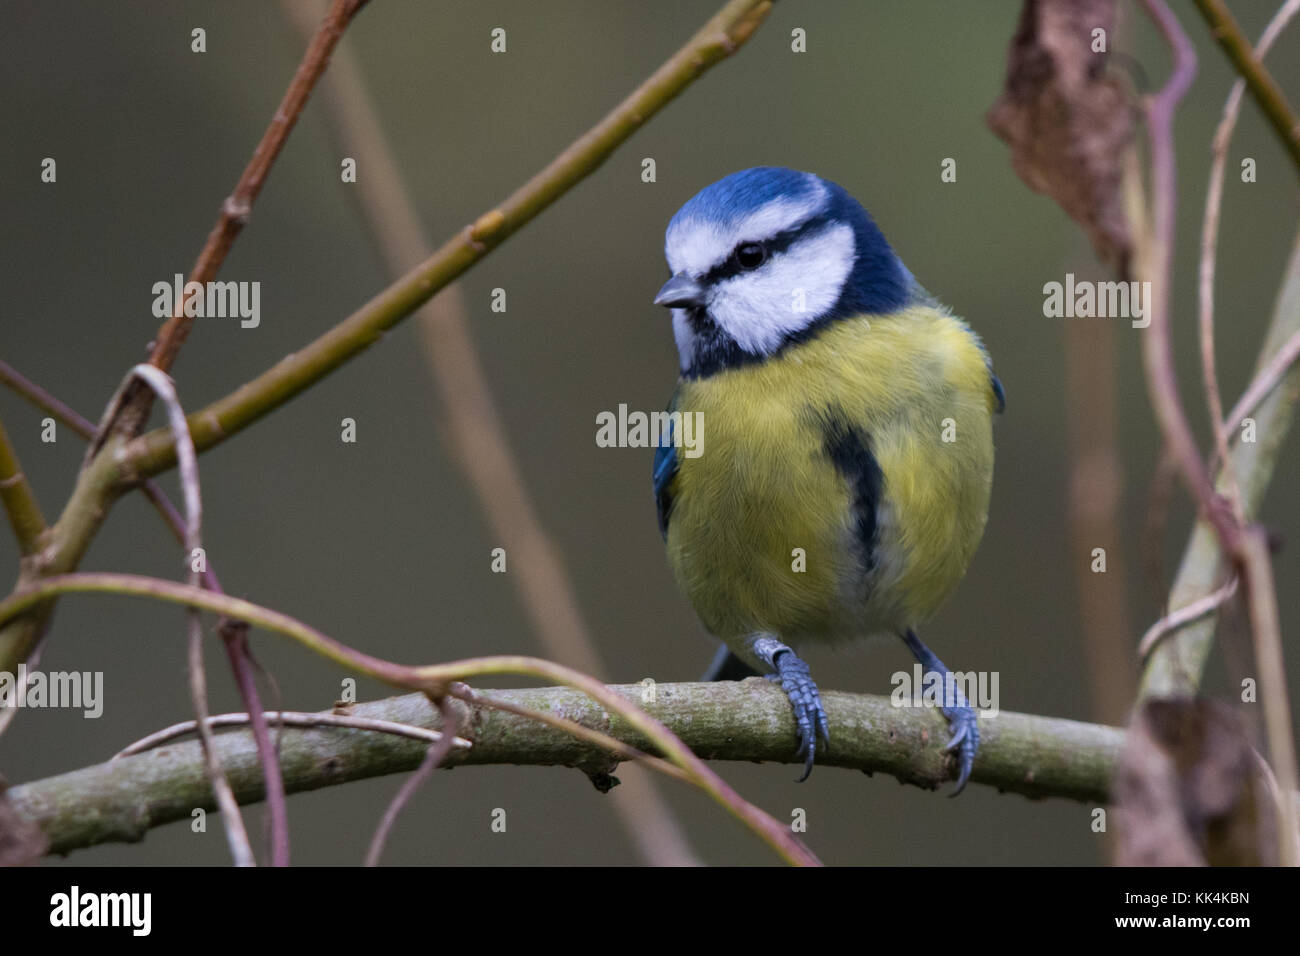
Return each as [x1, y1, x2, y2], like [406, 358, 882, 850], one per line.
[0, 417, 47, 557]
[124, 0, 773, 479]
[0, 0, 774, 676]
[6, 683, 1123, 857]
[0, 572, 819, 865]
[1142, 229, 1300, 695]
[1193, 0, 1300, 176]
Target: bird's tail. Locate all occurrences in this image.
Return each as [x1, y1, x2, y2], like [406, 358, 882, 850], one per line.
[701, 643, 761, 681]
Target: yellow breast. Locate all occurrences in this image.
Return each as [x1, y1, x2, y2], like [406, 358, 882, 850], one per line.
[665, 306, 996, 643]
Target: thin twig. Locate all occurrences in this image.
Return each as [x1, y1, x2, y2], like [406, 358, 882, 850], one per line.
[1139, 0, 1225, 541]
[0, 0, 773, 684]
[1138, 574, 1238, 659]
[280, 0, 701, 866]
[123, 0, 775, 479]
[0, 359, 289, 864]
[216, 622, 290, 866]
[1197, 0, 1300, 521]
[1224, 326, 1300, 434]
[0, 572, 817, 864]
[106, 0, 373, 441]
[121, 364, 255, 867]
[114, 710, 472, 758]
[364, 694, 461, 866]
[1240, 527, 1299, 866]
[0, 360, 97, 437]
[1250, 747, 1300, 864]
[1142, 0, 1299, 865]
[1192, 0, 1300, 174]
[1140, 229, 1300, 695]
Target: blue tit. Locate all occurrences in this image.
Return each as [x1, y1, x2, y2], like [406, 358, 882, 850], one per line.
[652, 167, 1003, 790]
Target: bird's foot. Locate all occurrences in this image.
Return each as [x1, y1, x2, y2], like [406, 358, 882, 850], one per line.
[900, 628, 980, 795]
[749, 635, 829, 781]
[937, 697, 980, 795]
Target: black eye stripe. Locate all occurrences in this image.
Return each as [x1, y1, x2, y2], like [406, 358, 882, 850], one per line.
[702, 212, 835, 284]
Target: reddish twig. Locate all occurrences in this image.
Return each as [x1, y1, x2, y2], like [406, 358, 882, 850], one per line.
[278, 0, 701, 865]
[107, 0, 372, 440]
[120, 364, 254, 866]
[0, 359, 290, 864]
[1140, 0, 1299, 865]
[364, 694, 462, 866]
[219, 622, 290, 866]
[1139, 0, 1224, 542]
[1198, 0, 1300, 520]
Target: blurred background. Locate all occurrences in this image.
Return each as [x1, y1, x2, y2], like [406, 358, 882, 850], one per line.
[1, 0, 1297, 865]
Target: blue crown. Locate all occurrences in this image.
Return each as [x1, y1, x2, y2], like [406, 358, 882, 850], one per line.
[669, 167, 913, 318]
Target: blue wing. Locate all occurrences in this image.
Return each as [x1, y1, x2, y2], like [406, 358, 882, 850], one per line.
[653, 401, 679, 539]
[958, 323, 1005, 414]
[990, 370, 1006, 414]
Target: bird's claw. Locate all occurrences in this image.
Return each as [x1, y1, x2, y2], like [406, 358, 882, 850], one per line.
[939, 700, 979, 795]
[900, 630, 980, 795]
[764, 651, 830, 782]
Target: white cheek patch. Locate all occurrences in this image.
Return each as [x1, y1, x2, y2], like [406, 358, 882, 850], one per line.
[665, 183, 827, 277]
[707, 222, 856, 355]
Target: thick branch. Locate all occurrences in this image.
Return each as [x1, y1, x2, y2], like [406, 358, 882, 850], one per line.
[7, 683, 1123, 857]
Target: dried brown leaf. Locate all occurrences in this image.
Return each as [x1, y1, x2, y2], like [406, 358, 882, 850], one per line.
[987, 0, 1133, 267]
[1114, 698, 1274, 866]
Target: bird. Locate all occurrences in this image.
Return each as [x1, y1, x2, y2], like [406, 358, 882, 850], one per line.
[651, 167, 1003, 791]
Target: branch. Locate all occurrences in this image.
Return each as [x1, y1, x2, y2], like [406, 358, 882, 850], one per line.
[6, 684, 1124, 857]
[113, 710, 472, 757]
[279, 0, 701, 866]
[1140, 1, 1298, 864]
[1192, 0, 1300, 175]
[1140, 1, 1300, 693]
[0, 0, 772, 677]
[122, 0, 773, 480]
[1196, 0, 1300, 531]
[0, 573, 818, 864]
[0, 417, 46, 557]
[119, 365, 256, 866]
[0, 362, 289, 864]
[1139, 0, 1219, 538]
[1140, 229, 1300, 694]
[364, 694, 459, 866]
[107, 0, 373, 440]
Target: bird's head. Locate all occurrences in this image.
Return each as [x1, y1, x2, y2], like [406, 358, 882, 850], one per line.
[655, 167, 915, 377]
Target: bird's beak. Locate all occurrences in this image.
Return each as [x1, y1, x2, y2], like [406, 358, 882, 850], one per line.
[653, 273, 705, 309]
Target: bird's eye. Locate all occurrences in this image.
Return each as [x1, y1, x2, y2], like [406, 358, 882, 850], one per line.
[735, 242, 766, 270]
